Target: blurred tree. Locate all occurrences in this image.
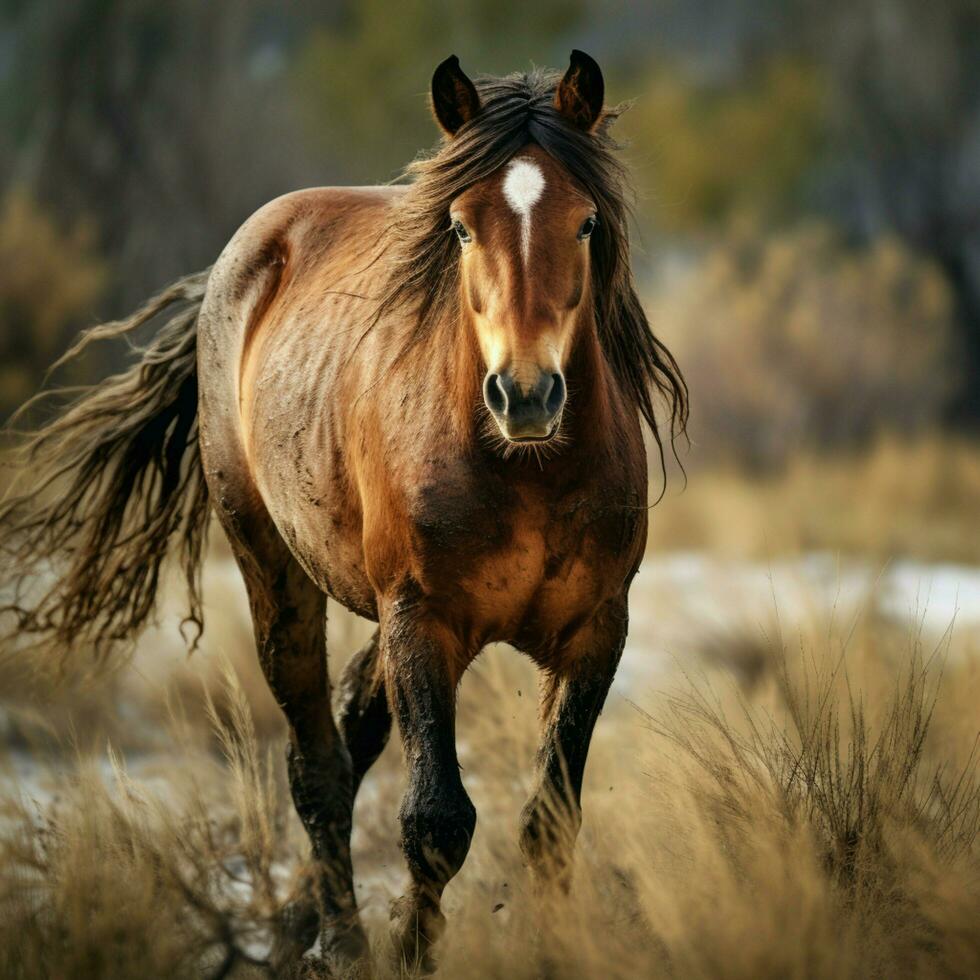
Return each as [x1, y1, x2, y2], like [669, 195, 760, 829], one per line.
[0, 188, 106, 418]
[616, 0, 980, 425]
[807, 0, 980, 422]
[622, 58, 824, 232]
[0, 0, 333, 314]
[0, 0, 977, 436]
[293, 0, 583, 182]
[653, 221, 958, 468]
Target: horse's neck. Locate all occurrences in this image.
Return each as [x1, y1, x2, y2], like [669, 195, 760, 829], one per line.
[432, 310, 484, 446]
[563, 316, 611, 422]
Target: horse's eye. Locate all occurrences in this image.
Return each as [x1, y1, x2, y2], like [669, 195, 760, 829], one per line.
[578, 216, 598, 241]
[452, 219, 472, 244]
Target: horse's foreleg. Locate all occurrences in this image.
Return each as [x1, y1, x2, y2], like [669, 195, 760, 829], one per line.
[335, 628, 391, 797]
[383, 605, 475, 974]
[520, 598, 627, 890]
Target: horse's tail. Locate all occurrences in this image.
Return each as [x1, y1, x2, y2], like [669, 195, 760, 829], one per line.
[0, 269, 212, 665]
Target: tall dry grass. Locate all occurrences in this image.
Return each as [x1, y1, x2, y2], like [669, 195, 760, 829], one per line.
[649, 435, 980, 564]
[1, 432, 977, 978]
[1, 576, 977, 978]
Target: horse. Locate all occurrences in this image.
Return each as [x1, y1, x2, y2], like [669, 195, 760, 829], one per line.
[0, 51, 686, 976]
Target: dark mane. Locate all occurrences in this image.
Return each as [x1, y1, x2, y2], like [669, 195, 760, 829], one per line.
[376, 66, 688, 474]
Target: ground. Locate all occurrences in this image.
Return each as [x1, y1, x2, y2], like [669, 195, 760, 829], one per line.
[1, 437, 978, 979]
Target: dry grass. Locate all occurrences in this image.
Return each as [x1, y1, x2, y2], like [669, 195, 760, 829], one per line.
[649, 435, 980, 564]
[1, 562, 978, 979]
[1, 437, 978, 978]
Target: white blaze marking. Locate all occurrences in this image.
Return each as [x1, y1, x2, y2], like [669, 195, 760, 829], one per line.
[502, 158, 545, 262]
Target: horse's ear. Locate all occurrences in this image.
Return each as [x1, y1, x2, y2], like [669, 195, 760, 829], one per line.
[554, 49, 604, 132]
[431, 55, 481, 137]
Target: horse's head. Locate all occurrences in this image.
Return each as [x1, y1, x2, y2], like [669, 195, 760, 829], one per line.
[432, 52, 605, 445]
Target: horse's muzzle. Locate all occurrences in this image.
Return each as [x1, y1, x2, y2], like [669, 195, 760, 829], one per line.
[483, 369, 566, 442]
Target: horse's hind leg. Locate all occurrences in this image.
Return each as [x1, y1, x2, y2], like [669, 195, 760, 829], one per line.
[198, 262, 367, 972]
[224, 516, 368, 975]
[335, 629, 391, 797]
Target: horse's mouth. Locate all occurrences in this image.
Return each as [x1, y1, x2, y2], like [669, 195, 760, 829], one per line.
[498, 412, 563, 445]
[509, 432, 555, 444]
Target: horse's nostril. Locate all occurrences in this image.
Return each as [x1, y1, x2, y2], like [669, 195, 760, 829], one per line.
[483, 373, 507, 415]
[545, 373, 566, 416]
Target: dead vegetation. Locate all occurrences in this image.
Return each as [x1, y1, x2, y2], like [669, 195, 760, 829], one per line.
[1, 434, 977, 979]
[1, 557, 977, 978]
[648, 435, 980, 564]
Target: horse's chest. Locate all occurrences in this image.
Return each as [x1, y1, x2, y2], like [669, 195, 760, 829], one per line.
[408, 467, 641, 643]
[459, 524, 603, 641]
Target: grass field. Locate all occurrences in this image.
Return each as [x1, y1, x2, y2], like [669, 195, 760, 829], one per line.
[648, 436, 980, 564]
[1, 437, 978, 979]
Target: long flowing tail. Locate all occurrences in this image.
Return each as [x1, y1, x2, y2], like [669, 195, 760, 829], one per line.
[0, 269, 212, 664]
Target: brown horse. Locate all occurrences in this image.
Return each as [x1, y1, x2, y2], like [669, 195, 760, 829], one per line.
[0, 52, 686, 976]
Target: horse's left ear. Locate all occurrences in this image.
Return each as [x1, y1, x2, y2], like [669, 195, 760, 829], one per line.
[554, 49, 604, 132]
[431, 55, 482, 137]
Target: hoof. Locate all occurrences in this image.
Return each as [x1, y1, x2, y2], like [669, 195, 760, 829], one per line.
[271, 895, 321, 973]
[301, 953, 374, 980]
[271, 899, 372, 979]
[322, 916, 373, 979]
[279, 954, 365, 980]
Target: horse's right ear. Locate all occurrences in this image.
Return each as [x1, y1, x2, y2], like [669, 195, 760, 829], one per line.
[431, 55, 481, 137]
